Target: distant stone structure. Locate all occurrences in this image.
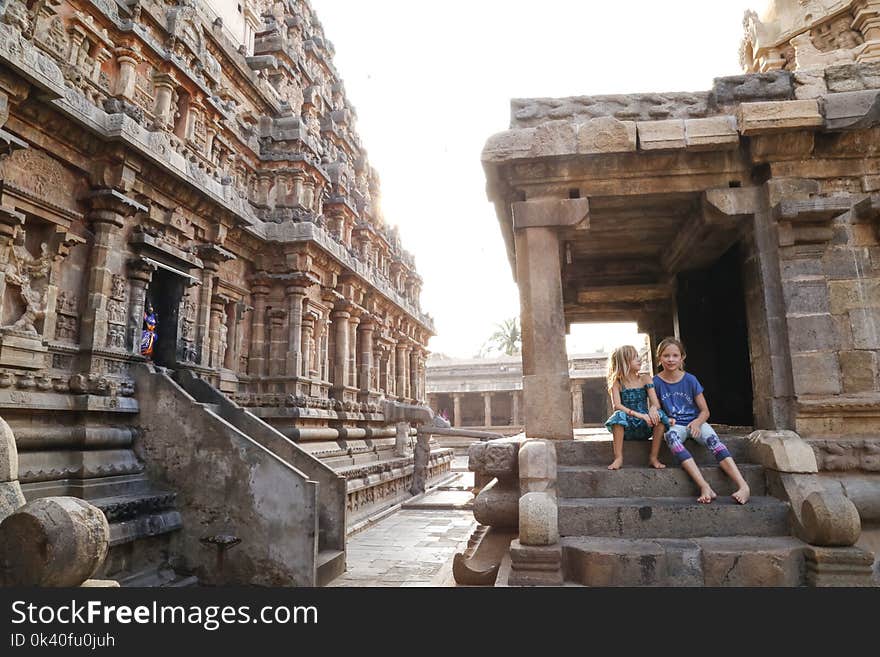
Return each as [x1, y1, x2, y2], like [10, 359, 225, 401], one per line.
[0, 0, 446, 586]
[426, 353, 613, 436]
[473, 0, 880, 586]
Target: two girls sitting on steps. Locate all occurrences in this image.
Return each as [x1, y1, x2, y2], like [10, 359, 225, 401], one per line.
[603, 338, 751, 505]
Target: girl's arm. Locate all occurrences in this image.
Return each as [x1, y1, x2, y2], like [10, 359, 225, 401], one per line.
[642, 374, 660, 426]
[610, 382, 648, 422]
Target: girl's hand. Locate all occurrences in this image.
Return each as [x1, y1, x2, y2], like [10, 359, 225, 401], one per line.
[648, 408, 660, 426]
[641, 413, 654, 426]
[687, 421, 701, 439]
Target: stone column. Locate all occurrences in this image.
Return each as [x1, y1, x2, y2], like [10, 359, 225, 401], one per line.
[453, 393, 462, 428]
[348, 314, 360, 388]
[209, 295, 226, 369]
[395, 342, 407, 400]
[512, 391, 520, 426]
[331, 306, 351, 393]
[114, 45, 140, 100]
[194, 251, 224, 367]
[268, 309, 286, 376]
[571, 382, 584, 427]
[321, 311, 331, 381]
[410, 349, 420, 402]
[125, 259, 154, 354]
[301, 314, 315, 379]
[80, 190, 144, 359]
[225, 299, 246, 371]
[247, 277, 270, 378]
[151, 72, 177, 129]
[358, 320, 375, 395]
[285, 285, 307, 378]
[483, 392, 493, 428]
[512, 198, 588, 440]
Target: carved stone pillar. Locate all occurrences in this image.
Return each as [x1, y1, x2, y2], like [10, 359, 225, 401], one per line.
[114, 45, 140, 100]
[453, 393, 462, 428]
[395, 342, 407, 400]
[513, 198, 587, 440]
[80, 190, 144, 362]
[247, 277, 270, 378]
[348, 314, 360, 388]
[195, 261, 217, 367]
[331, 306, 350, 393]
[358, 320, 375, 395]
[301, 314, 315, 379]
[571, 382, 584, 427]
[0, 205, 24, 326]
[151, 72, 177, 129]
[483, 392, 493, 428]
[285, 285, 307, 378]
[209, 295, 226, 369]
[126, 259, 155, 354]
[512, 390, 521, 426]
[268, 309, 286, 376]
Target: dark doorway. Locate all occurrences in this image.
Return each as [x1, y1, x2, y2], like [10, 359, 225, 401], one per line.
[145, 268, 185, 369]
[675, 244, 753, 426]
[581, 379, 609, 424]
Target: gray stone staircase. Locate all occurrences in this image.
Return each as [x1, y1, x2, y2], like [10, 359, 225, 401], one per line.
[555, 435, 812, 586]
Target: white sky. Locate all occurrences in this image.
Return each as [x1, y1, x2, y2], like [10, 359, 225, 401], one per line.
[309, 0, 758, 358]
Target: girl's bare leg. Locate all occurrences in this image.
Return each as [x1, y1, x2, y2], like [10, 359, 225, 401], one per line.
[649, 423, 666, 469]
[719, 457, 750, 504]
[608, 425, 624, 470]
[681, 458, 716, 503]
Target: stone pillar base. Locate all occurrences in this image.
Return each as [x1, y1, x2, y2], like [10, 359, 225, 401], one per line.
[0, 330, 47, 369]
[805, 546, 876, 587]
[507, 540, 563, 586]
[523, 373, 573, 440]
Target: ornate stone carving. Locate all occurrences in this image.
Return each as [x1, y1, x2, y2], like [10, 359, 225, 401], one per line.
[1, 232, 51, 335]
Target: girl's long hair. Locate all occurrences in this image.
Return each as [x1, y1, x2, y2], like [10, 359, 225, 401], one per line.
[656, 337, 686, 371]
[607, 345, 639, 390]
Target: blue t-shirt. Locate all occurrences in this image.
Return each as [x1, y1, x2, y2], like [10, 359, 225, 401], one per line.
[653, 372, 704, 424]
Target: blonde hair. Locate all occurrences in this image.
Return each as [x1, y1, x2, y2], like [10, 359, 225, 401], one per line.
[607, 345, 639, 390]
[656, 337, 686, 371]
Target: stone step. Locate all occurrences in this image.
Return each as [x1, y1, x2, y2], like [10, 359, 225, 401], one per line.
[199, 402, 221, 414]
[317, 549, 346, 587]
[556, 435, 750, 467]
[557, 464, 767, 498]
[558, 496, 791, 539]
[561, 535, 808, 586]
[118, 565, 197, 587]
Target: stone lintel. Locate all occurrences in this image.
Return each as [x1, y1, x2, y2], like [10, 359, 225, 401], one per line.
[576, 284, 672, 306]
[637, 119, 685, 151]
[83, 189, 147, 215]
[824, 89, 880, 131]
[511, 197, 589, 231]
[703, 186, 761, 219]
[684, 116, 739, 150]
[737, 100, 824, 135]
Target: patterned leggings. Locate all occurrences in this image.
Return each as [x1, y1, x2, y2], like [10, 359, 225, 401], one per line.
[664, 423, 731, 464]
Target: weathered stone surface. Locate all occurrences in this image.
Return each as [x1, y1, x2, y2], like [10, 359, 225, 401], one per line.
[839, 351, 879, 393]
[750, 131, 816, 161]
[841, 476, 880, 522]
[829, 279, 880, 315]
[481, 128, 537, 163]
[698, 536, 806, 587]
[791, 352, 842, 395]
[747, 430, 818, 473]
[507, 540, 563, 586]
[794, 69, 828, 100]
[684, 116, 739, 150]
[784, 280, 831, 315]
[712, 71, 794, 105]
[850, 308, 880, 349]
[0, 481, 25, 524]
[0, 417, 16, 483]
[824, 89, 880, 131]
[637, 119, 685, 151]
[805, 545, 876, 586]
[562, 537, 666, 587]
[511, 198, 589, 230]
[825, 62, 880, 93]
[0, 497, 109, 587]
[531, 120, 577, 158]
[469, 439, 520, 478]
[738, 100, 824, 135]
[519, 439, 557, 494]
[801, 491, 861, 547]
[786, 313, 839, 352]
[518, 491, 558, 546]
[473, 478, 519, 529]
[576, 117, 637, 154]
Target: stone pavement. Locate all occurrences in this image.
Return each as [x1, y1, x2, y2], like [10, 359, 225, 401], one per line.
[329, 456, 477, 587]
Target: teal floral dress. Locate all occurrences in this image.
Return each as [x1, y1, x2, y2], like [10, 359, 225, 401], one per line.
[605, 383, 671, 441]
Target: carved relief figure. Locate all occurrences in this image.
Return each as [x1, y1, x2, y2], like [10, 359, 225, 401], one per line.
[2, 235, 52, 335]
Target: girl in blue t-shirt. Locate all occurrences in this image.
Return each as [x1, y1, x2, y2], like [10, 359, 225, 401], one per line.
[653, 337, 750, 505]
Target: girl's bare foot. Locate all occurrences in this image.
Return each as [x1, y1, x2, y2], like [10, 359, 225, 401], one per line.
[732, 485, 750, 505]
[697, 485, 717, 504]
[649, 459, 666, 470]
[607, 458, 623, 471]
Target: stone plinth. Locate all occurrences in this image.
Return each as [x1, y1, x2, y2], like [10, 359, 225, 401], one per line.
[0, 331, 47, 369]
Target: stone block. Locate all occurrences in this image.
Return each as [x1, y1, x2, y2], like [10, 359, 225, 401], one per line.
[805, 546, 876, 586]
[519, 439, 556, 494]
[711, 71, 794, 105]
[562, 538, 666, 586]
[0, 416, 16, 482]
[791, 352, 841, 395]
[531, 120, 577, 158]
[518, 491, 558, 546]
[507, 540, 563, 586]
[824, 89, 880, 131]
[0, 481, 24, 523]
[481, 127, 537, 163]
[829, 279, 880, 315]
[750, 131, 815, 161]
[786, 313, 839, 352]
[576, 117, 637, 155]
[850, 308, 880, 349]
[823, 247, 874, 280]
[737, 100, 823, 135]
[636, 119, 685, 151]
[834, 314, 855, 351]
[801, 491, 861, 547]
[794, 69, 827, 100]
[523, 373, 573, 440]
[698, 537, 805, 587]
[683, 116, 739, 150]
[473, 478, 519, 529]
[0, 331, 47, 370]
[783, 280, 830, 315]
[0, 497, 110, 586]
[511, 197, 589, 230]
[824, 62, 880, 93]
[746, 430, 818, 473]
[468, 439, 519, 478]
[839, 351, 878, 393]
[781, 256, 824, 280]
[766, 177, 821, 206]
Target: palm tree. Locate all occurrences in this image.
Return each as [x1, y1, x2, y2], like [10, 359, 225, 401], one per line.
[481, 317, 521, 357]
